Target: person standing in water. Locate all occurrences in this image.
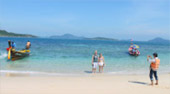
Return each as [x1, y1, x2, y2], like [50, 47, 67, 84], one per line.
[147, 53, 160, 85]
[92, 50, 99, 73]
[98, 53, 105, 73]
[6, 40, 12, 51]
[11, 41, 16, 49]
[26, 40, 31, 49]
[8, 40, 11, 48]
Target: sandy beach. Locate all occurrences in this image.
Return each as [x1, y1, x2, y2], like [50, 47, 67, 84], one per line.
[1, 0, 170, 94]
[0, 74, 170, 94]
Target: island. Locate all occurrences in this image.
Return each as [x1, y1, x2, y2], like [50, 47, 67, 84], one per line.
[50, 34, 118, 41]
[85, 37, 118, 41]
[0, 30, 37, 38]
[148, 37, 170, 43]
[50, 34, 84, 39]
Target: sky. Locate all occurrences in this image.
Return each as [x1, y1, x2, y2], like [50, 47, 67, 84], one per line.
[0, 0, 169, 41]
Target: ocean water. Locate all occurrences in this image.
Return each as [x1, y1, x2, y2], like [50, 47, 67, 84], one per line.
[0, 37, 170, 75]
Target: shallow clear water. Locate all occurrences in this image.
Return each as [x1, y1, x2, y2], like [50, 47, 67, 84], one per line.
[0, 37, 170, 75]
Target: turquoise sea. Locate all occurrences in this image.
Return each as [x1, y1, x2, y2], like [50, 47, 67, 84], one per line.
[0, 37, 170, 75]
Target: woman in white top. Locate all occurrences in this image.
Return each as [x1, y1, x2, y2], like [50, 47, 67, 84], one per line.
[98, 53, 105, 73]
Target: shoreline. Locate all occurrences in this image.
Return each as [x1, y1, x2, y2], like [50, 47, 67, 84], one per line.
[1, 74, 170, 94]
[0, 69, 170, 77]
[1, 70, 170, 77]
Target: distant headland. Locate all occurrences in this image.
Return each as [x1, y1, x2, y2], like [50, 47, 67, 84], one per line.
[0, 30, 37, 38]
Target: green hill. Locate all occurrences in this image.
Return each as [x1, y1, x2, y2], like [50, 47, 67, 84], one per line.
[0, 30, 37, 37]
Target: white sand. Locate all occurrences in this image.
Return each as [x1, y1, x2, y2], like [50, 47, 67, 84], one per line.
[0, 74, 170, 94]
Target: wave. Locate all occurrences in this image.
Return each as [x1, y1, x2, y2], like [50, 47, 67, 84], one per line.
[0, 70, 78, 76]
[0, 52, 7, 59]
[0, 70, 146, 76]
[0, 70, 169, 76]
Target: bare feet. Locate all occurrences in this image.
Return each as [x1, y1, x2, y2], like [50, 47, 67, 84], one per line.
[155, 80, 158, 85]
[150, 83, 154, 86]
[150, 81, 153, 86]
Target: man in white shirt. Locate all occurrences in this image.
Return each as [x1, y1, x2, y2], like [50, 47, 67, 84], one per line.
[147, 53, 160, 85]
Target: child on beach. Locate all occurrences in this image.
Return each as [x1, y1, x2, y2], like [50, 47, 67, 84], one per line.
[147, 53, 160, 85]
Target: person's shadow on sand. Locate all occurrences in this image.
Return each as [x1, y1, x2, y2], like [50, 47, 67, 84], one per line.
[84, 71, 92, 73]
[128, 81, 149, 86]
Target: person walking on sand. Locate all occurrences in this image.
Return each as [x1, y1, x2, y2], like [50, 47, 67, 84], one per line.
[92, 50, 99, 73]
[147, 53, 160, 85]
[98, 53, 105, 73]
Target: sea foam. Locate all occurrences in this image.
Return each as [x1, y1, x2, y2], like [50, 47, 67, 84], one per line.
[0, 52, 7, 59]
